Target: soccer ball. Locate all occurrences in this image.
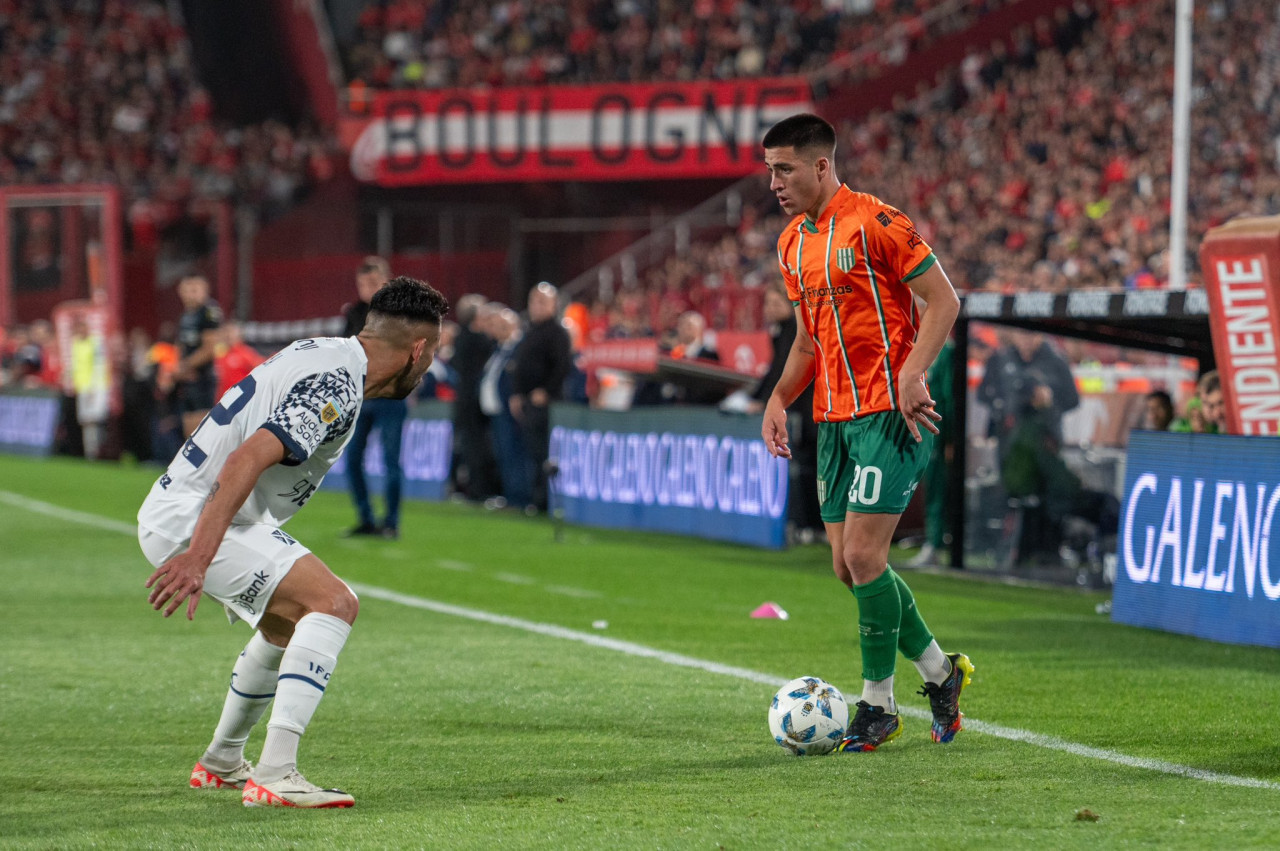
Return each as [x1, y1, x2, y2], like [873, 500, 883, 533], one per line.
[768, 676, 849, 756]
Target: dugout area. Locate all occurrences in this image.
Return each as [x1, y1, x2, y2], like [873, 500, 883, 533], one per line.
[947, 288, 1214, 574]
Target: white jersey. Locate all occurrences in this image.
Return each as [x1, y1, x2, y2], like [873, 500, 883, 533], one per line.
[138, 337, 367, 540]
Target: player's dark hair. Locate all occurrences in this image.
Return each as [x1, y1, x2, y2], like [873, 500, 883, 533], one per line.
[762, 113, 837, 156]
[370, 276, 449, 326]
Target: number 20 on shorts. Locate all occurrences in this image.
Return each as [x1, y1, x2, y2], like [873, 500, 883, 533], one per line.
[847, 464, 882, 506]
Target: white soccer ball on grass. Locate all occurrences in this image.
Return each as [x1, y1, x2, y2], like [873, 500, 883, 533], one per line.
[768, 676, 849, 756]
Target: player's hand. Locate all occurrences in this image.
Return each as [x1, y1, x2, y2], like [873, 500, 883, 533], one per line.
[898, 373, 942, 443]
[762, 398, 791, 459]
[509, 394, 524, 422]
[144, 551, 209, 620]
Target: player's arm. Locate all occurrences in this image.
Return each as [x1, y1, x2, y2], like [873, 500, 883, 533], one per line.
[761, 304, 816, 459]
[898, 261, 961, 442]
[145, 428, 287, 619]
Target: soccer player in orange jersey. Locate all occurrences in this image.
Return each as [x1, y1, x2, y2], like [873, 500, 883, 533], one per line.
[760, 113, 974, 751]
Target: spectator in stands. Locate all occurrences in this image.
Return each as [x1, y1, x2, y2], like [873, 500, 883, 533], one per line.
[215, 322, 265, 398]
[450, 294, 499, 502]
[175, 274, 223, 439]
[0, 1, 333, 281]
[1170, 370, 1224, 434]
[1199, 370, 1227, 434]
[511, 283, 573, 513]
[1143, 389, 1175, 432]
[336, 0, 1010, 90]
[479, 306, 530, 511]
[978, 330, 1078, 464]
[577, 0, 1280, 322]
[341, 257, 407, 539]
[668, 311, 719, 363]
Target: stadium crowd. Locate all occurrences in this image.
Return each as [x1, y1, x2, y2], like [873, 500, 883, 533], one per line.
[0, 0, 336, 250]
[570, 0, 1280, 341]
[337, 0, 1016, 91]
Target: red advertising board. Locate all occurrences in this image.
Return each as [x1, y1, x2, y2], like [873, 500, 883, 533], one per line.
[1199, 216, 1280, 436]
[345, 79, 812, 186]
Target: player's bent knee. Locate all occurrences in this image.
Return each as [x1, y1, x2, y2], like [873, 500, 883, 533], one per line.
[267, 555, 358, 626]
[330, 586, 359, 625]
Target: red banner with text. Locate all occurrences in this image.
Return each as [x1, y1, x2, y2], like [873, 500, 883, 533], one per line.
[1199, 216, 1280, 436]
[344, 79, 812, 186]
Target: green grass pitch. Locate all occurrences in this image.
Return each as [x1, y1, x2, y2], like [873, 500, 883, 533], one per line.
[2, 454, 1280, 848]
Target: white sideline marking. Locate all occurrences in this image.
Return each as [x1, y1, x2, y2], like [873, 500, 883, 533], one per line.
[435, 559, 473, 572]
[0, 490, 138, 536]
[5, 487, 1279, 792]
[545, 584, 603, 599]
[493, 571, 537, 585]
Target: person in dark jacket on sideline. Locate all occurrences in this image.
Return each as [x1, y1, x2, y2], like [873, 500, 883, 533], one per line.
[509, 282, 572, 513]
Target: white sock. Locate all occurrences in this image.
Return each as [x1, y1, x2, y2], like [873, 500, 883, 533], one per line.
[256, 613, 351, 782]
[860, 677, 896, 713]
[203, 632, 285, 770]
[913, 640, 952, 686]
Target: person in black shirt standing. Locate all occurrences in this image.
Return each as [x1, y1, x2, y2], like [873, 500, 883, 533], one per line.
[509, 282, 572, 513]
[341, 256, 408, 539]
[175, 274, 223, 439]
[449, 294, 498, 501]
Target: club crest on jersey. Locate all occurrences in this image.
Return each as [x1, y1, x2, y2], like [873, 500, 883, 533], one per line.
[321, 402, 339, 423]
[835, 247, 858, 273]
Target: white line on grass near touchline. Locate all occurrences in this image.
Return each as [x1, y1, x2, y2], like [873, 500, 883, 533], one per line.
[4, 487, 1278, 792]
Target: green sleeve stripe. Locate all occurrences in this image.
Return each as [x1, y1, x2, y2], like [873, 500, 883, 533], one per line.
[903, 252, 937, 282]
[791, 300, 801, 307]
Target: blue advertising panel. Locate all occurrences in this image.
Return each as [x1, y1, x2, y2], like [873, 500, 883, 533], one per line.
[1114, 431, 1280, 649]
[549, 405, 788, 549]
[0, 390, 61, 457]
[322, 400, 453, 501]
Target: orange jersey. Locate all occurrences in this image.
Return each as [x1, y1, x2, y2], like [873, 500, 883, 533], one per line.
[776, 185, 936, 423]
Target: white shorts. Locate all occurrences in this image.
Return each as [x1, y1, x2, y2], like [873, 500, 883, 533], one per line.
[138, 523, 311, 627]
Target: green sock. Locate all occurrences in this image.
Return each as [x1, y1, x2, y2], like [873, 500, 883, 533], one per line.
[851, 570, 901, 681]
[889, 567, 935, 660]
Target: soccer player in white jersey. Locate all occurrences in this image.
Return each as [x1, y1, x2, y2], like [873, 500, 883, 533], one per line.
[138, 276, 448, 809]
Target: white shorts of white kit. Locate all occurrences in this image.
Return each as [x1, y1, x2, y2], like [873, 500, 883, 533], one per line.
[138, 524, 311, 627]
